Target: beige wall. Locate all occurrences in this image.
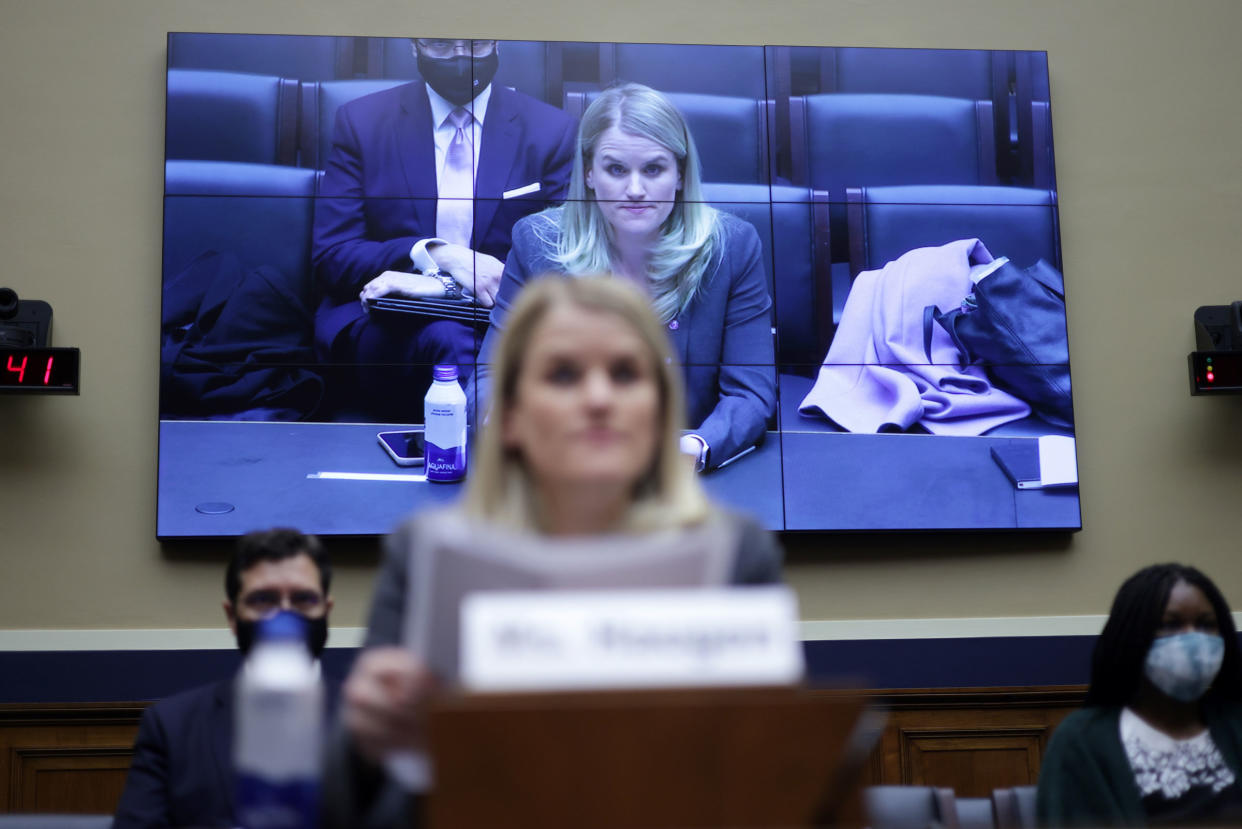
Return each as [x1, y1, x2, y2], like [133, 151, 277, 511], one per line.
[2, 0, 1241, 632]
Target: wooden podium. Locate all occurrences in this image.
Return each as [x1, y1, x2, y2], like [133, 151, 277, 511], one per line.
[426, 686, 872, 828]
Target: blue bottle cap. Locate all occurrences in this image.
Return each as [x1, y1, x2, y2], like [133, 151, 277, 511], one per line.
[433, 364, 459, 382]
[257, 610, 307, 643]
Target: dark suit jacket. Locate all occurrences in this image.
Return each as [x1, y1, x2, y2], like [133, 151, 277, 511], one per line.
[114, 673, 341, 829]
[310, 82, 577, 354]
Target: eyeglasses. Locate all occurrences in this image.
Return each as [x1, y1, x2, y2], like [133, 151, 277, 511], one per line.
[240, 589, 324, 616]
[416, 39, 497, 59]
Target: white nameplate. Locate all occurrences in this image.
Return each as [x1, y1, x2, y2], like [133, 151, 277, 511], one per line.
[460, 586, 804, 692]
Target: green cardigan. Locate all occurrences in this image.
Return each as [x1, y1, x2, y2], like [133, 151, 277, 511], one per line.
[1036, 703, 1242, 827]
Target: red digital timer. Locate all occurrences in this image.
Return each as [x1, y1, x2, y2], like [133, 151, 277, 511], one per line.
[0, 348, 80, 394]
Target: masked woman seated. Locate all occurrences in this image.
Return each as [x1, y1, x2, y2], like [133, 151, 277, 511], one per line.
[1037, 563, 1242, 826]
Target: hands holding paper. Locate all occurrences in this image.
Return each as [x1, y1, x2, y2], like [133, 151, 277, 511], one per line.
[342, 646, 437, 764]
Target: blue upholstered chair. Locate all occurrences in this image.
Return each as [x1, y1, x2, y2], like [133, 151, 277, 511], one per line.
[839, 183, 1071, 438]
[162, 161, 323, 420]
[815, 48, 1057, 188]
[844, 184, 1060, 279]
[792, 93, 998, 195]
[163, 160, 318, 306]
[864, 785, 961, 829]
[791, 93, 1000, 324]
[605, 42, 768, 98]
[1027, 101, 1056, 189]
[702, 183, 824, 369]
[957, 796, 997, 829]
[828, 47, 998, 100]
[0, 817, 111, 829]
[165, 69, 300, 166]
[167, 32, 352, 82]
[992, 786, 1037, 829]
[1012, 51, 1054, 188]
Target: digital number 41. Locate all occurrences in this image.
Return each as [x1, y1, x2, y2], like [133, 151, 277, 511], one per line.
[5, 354, 54, 384]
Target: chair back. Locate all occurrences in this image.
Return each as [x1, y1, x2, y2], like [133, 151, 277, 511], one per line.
[830, 47, 996, 100]
[166, 69, 299, 166]
[957, 796, 996, 829]
[794, 93, 997, 195]
[992, 785, 1038, 829]
[702, 183, 825, 366]
[607, 43, 768, 98]
[168, 32, 351, 81]
[0, 817, 112, 829]
[163, 161, 318, 307]
[845, 184, 1060, 278]
[863, 785, 961, 829]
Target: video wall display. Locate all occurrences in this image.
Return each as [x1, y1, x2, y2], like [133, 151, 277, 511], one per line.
[158, 33, 1078, 537]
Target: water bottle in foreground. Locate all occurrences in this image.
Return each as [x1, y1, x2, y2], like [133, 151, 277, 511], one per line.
[425, 364, 467, 482]
[234, 611, 323, 829]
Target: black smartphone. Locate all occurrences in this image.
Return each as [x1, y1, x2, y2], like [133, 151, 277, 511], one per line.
[377, 430, 426, 467]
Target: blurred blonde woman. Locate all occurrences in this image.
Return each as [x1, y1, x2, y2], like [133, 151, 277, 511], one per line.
[327, 275, 781, 827]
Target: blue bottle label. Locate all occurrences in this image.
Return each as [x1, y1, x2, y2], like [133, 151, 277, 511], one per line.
[235, 773, 319, 829]
[425, 439, 466, 482]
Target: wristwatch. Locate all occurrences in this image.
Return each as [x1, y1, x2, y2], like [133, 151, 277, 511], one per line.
[433, 271, 461, 300]
[410, 238, 462, 299]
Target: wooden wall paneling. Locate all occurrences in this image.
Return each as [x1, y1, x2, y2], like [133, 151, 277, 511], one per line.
[13, 748, 132, 813]
[900, 728, 1042, 796]
[0, 688, 1088, 814]
[858, 686, 1084, 795]
[0, 703, 144, 814]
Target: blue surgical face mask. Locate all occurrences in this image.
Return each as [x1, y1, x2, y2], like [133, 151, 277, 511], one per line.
[1144, 631, 1225, 702]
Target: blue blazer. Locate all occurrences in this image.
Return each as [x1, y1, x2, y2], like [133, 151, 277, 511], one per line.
[478, 209, 777, 468]
[114, 675, 341, 829]
[310, 82, 576, 354]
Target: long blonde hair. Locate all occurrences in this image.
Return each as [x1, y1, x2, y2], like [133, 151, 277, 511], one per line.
[463, 275, 711, 532]
[553, 83, 719, 323]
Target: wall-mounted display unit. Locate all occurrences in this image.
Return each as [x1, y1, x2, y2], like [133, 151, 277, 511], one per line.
[158, 33, 1078, 537]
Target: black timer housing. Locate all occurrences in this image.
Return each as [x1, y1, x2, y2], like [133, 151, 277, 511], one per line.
[1190, 301, 1242, 395]
[0, 288, 79, 394]
[0, 287, 53, 348]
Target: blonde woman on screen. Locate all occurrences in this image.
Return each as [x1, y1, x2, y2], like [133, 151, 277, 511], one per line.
[477, 82, 777, 472]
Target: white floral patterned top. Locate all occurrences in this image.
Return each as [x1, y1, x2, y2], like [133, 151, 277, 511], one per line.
[1120, 706, 1241, 822]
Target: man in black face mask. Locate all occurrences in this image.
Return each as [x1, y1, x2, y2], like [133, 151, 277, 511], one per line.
[312, 38, 577, 421]
[114, 528, 339, 829]
[222, 527, 333, 657]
